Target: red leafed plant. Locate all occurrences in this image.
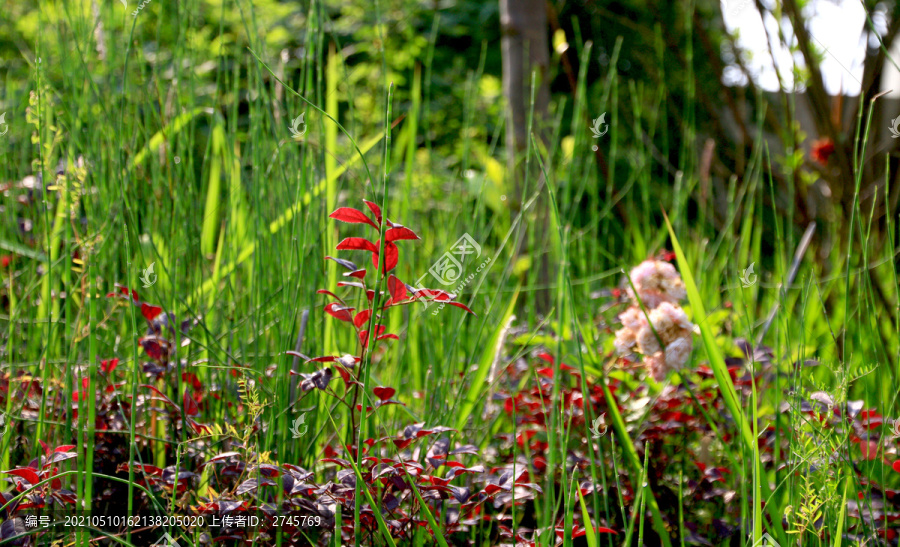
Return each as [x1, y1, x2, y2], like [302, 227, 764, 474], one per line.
[1, 441, 78, 511]
[261, 201, 498, 543]
[105, 284, 199, 374]
[289, 201, 475, 445]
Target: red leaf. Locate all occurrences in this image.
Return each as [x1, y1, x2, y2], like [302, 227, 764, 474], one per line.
[5, 468, 40, 486]
[184, 390, 200, 416]
[101, 358, 119, 374]
[108, 285, 140, 301]
[363, 200, 382, 224]
[39, 440, 50, 457]
[316, 289, 346, 304]
[376, 334, 399, 341]
[448, 301, 476, 315]
[384, 227, 420, 242]
[536, 364, 579, 378]
[325, 255, 358, 271]
[140, 384, 177, 408]
[893, 460, 900, 473]
[393, 438, 414, 450]
[359, 326, 386, 348]
[387, 275, 407, 303]
[54, 445, 76, 453]
[140, 303, 163, 322]
[321, 458, 352, 468]
[139, 336, 169, 361]
[413, 288, 453, 301]
[354, 309, 373, 328]
[324, 303, 355, 322]
[72, 378, 90, 402]
[330, 207, 379, 229]
[183, 373, 202, 391]
[118, 463, 163, 476]
[424, 475, 451, 486]
[336, 367, 352, 384]
[337, 281, 366, 290]
[596, 527, 618, 534]
[346, 269, 367, 279]
[372, 241, 399, 272]
[189, 419, 213, 435]
[336, 238, 378, 253]
[307, 356, 337, 363]
[373, 387, 396, 401]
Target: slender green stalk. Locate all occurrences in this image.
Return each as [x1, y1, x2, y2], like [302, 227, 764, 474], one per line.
[123, 224, 141, 546]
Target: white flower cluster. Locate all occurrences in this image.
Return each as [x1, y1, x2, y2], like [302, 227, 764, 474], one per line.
[613, 260, 693, 380]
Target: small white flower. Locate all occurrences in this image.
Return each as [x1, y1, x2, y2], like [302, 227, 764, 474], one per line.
[645, 352, 666, 381]
[635, 324, 661, 355]
[612, 259, 694, 381]
[627, 260, 687, 306]
[614, 328, 637, 355]
[665, 337, 693, 369]
[618, 307, 645, 331]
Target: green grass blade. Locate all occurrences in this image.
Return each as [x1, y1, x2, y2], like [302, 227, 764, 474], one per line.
[577, 485, 598, 547]
[0, 239, 48, 262]
[185, 132, 385, 309]
[128, 107, 213, 170]
[402, 465, 450, 547]
[663, 212, 787, 543]
[454, 285, 520, 431]
[200, 123, 225, 256]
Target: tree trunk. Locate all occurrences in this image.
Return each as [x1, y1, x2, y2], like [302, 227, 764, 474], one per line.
[500, 0, 552, 314]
